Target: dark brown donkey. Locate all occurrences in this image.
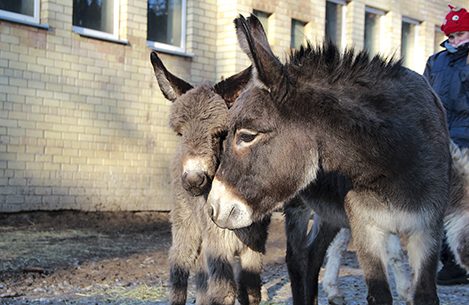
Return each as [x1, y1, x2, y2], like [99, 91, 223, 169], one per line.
[150, 52, 269, 305]
[207, 15, 451, 305]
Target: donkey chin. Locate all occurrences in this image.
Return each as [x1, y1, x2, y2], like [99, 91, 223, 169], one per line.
[207, 178, 254, 229]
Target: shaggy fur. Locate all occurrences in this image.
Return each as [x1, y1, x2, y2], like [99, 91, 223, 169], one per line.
[446, 142, 469, 270]
[208, 15, 451, 305]
[150, 52, 269, 305]
[319, 141, 469, 303]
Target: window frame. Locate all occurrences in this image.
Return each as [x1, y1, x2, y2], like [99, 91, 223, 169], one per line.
[434, 25, 446, 53]
[72, 0, 121, 42]
[253, 9, 271, 35]
[291, 18, 307, 49]
[0, 0, 40, 24]
[325, 0, 347, 49]
[364, 6, 386, 56]
[400, 16, 421, 68]
[147, 0, 188, 55]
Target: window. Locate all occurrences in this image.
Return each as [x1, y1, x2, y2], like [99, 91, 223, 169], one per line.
[291, 19, 306, 49]
[364, 7, 385, 56]
[401, 17, 420, 68]
[434, 26, 446, 53]
[72, 0, 119, 41]
[325, 0, 346, 49]
[147, 0, 187, 54]
[0, 0, 40, 24]
[253, 10, 271, 35]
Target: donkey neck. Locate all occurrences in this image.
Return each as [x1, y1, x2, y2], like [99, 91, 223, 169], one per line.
[290, 86, 415, 187]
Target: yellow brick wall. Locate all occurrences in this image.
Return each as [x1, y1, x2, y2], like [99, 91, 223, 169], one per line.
[0, 0, 216, 211]
[0, 0, 468, 211]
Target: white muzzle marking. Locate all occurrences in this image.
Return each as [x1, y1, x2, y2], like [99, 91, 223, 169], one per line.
[207, 177, 254, 229]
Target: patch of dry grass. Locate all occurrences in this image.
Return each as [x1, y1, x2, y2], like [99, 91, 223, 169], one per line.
[76, 283, 167, 303]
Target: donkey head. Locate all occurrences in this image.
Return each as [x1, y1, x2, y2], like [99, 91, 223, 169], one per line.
[150, 52, 251, 196]
[207, 15, 320, 229]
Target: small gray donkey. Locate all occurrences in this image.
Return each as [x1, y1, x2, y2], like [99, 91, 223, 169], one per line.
[150, 52, 270, 305]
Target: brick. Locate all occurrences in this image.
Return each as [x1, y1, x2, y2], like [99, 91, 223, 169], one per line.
[0, 0, 458, 212]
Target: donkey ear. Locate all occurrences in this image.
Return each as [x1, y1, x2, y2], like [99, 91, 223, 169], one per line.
[150, 51, 193, 102]
[234, 14, 284, 90]
[214, 66, 252, 108]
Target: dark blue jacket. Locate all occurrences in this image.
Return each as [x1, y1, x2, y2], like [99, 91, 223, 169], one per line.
[424, 42, 469, 148]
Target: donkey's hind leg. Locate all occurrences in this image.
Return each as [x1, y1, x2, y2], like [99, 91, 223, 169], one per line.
[322, 228, 351, 305]
[386, 234, 412, 303]
[445, 212, 469, 271]
[406, 228, 442, 305]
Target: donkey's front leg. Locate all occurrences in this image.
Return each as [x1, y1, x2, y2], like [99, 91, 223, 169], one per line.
[304, 218, 340, 305]
[203, 246, 237, 305]
[284, 198, 312, 305]
[345, 191, 392, 305]
[237, 247, 263, 305]
[169, 210, 202, 305]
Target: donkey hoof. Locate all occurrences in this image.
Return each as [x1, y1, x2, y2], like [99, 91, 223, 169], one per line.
[328, 295, 346, 305]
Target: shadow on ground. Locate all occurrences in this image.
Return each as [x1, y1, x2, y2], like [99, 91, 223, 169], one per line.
[0, 211, 468, 304]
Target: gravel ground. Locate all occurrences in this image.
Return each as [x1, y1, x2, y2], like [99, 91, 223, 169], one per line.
[0, 211, 467, 304]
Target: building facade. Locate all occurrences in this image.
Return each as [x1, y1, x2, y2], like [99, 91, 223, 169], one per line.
[0, 0, 467, 212]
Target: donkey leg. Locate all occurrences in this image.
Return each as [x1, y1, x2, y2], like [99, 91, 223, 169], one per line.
[284, 198, 312, 305]
[350, 227, 392, 305]
[345, 192, 393, 305]
[445, 212, 469, 271]
[406, 229, 442, 305]
[203, 241, 237, 305]
[194, 248, 211, 305]
[237, 247, 263, 305]
[322, 228, 351, 305]
[386, 233, 412, 303]
[305, 218, 341, 305]
[169, 255, 191, 305]
[169, 211, 202, 305]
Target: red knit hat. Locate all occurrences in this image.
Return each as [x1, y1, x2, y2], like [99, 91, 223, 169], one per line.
[441, 5, 469, 36]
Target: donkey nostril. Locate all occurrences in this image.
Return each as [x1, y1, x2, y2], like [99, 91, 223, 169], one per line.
[209, 205, 214, 219]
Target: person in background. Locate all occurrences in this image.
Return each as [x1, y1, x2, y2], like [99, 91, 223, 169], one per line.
[423, 4, 469, 285]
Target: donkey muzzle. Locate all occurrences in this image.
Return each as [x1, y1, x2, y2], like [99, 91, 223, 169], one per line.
[207, 178, 253, 229]
[181, 170, 210, 196]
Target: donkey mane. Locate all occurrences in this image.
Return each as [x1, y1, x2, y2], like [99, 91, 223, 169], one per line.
[288, 42, 403, 86]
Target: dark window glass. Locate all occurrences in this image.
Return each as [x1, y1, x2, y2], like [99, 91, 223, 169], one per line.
[325, 1, 344, 48]
[291, 19, 305, 49]
[434, 28, 445, 53]
[364, 12, 380, 55]
[73, 0, 115, 34]
[401, 21, 416, 67]
[147, 0, 183, 47]
[0, 0, 34, 17]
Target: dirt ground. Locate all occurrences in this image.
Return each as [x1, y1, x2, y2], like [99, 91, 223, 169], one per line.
[0, 211, 468, 305]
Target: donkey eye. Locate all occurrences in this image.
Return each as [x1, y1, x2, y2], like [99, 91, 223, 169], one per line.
[236, 129, 259, 145]
[239, 133, 257, 143]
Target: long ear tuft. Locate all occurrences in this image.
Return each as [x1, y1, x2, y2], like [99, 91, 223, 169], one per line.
[234, 14, 284, 89]
[214, 66, 252, 108]
[150, 51, 193, 102]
